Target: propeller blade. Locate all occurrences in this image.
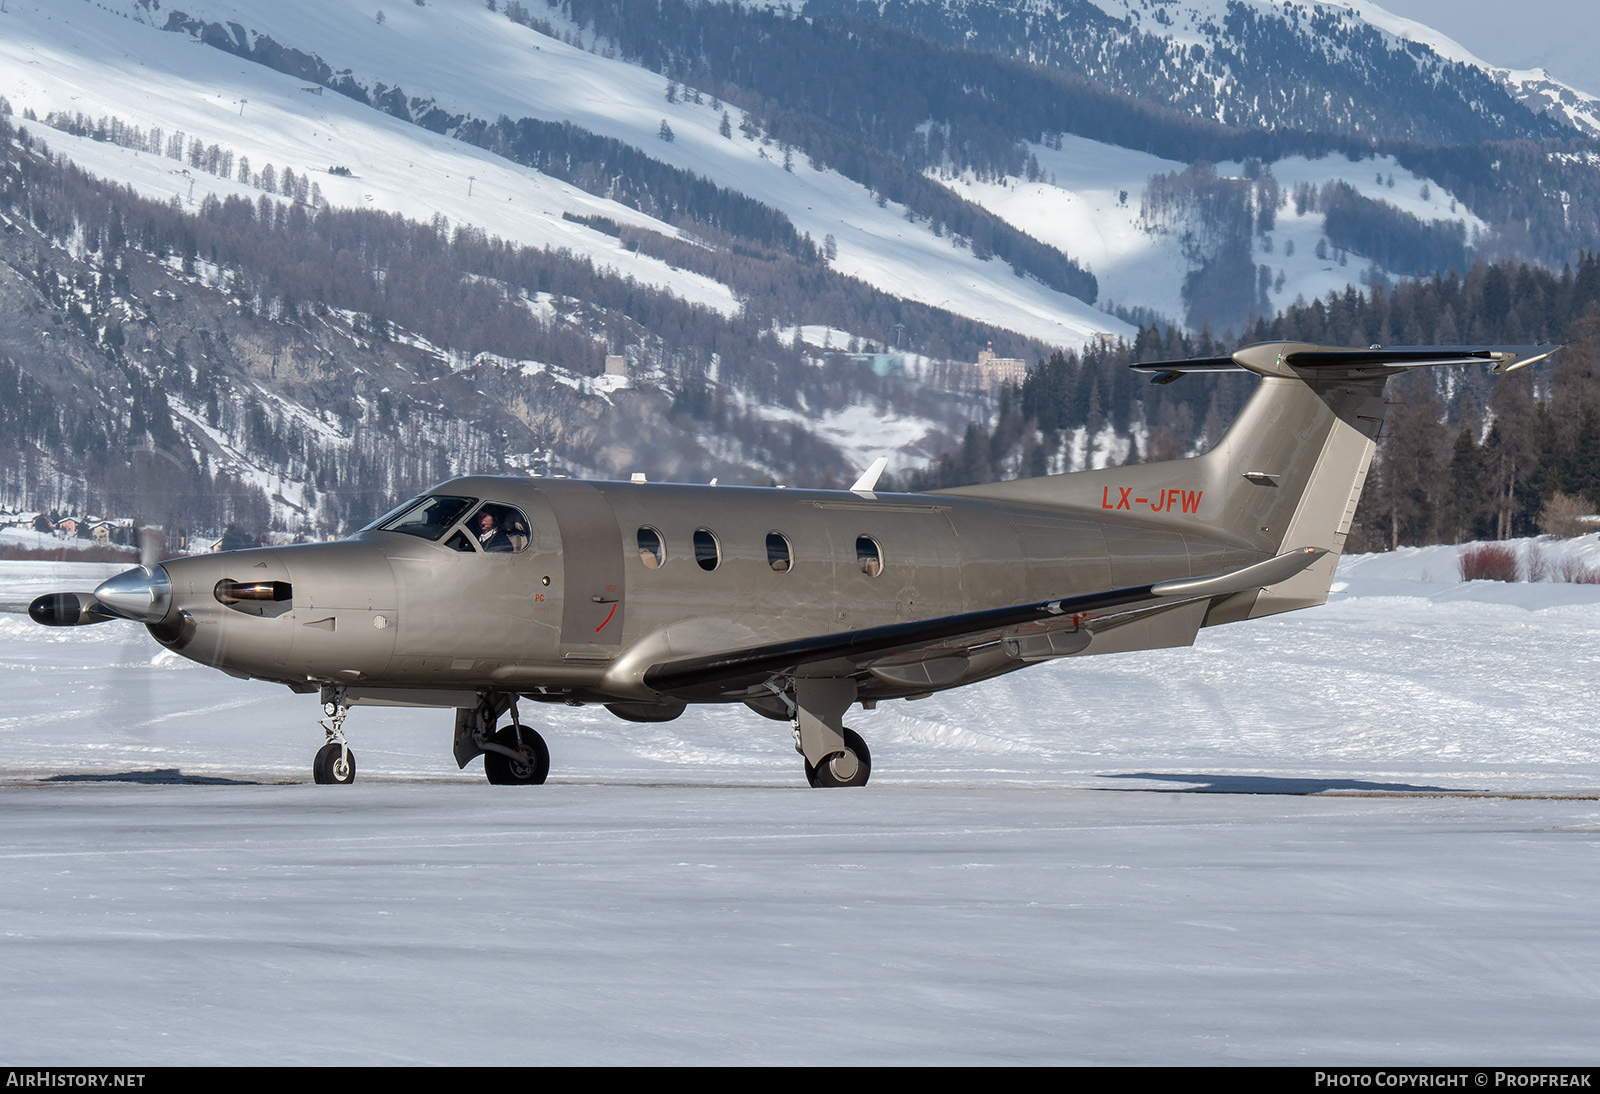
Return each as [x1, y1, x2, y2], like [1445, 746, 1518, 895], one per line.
[138, 525, 164, 568]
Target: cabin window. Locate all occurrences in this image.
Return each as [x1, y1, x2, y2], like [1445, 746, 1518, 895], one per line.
[856, 535, 883, 577]
[372, 495, 477, 541]
[637, 526, 666, 569]
[693, 528, 721, 571]
[465, 503, 530, 553]
[766, 531, 792, 573]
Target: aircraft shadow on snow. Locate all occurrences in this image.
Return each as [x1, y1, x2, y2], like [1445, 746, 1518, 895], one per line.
[1098, 772, 1462, 795]
[42, 768, 264, 786]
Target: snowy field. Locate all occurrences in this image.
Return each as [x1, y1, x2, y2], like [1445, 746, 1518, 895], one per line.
[3, 543, 1600, 1064]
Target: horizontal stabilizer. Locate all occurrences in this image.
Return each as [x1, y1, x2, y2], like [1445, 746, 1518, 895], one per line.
[1150, 548, 1327, 599]
[1131, 356, 1242, 385]
[1132, 342, 1562, 384]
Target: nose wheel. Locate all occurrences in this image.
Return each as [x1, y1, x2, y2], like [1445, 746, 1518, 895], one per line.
[313, 740, 356, 784]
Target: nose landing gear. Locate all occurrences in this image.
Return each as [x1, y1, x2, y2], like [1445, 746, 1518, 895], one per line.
[313, 686, 356, 785]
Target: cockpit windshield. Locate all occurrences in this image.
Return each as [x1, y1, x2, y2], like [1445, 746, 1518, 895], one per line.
[368, 495, 478, 541]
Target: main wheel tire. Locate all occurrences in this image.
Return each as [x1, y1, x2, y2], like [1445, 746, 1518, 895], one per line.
[313, 742, 355, 785]
[805, 727, 871, 788]
[484, 725, 550, 785]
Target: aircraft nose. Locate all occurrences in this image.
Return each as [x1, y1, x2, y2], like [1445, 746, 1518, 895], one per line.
[93, 565, 172, 624]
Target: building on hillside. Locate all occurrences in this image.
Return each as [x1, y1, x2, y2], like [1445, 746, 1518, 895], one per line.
[976, 347, 1027, 390]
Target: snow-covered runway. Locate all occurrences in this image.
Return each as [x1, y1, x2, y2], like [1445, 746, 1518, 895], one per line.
[2, 545, 1598, 1064]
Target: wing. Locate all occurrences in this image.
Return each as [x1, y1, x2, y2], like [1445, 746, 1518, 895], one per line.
[641, 547, 1325, 698]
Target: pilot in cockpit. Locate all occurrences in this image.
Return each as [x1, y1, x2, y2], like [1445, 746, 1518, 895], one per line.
[475, 508, 514, 552]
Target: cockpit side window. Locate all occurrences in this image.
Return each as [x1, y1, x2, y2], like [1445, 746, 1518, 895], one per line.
[373, 495, 478, 541]
[465, 503, 530, 553]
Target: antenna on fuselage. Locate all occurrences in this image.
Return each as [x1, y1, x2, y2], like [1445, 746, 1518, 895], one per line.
[850, 457, 888, 496]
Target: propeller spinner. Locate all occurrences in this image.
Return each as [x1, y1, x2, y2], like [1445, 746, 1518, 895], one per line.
[29, 564, 171, 627]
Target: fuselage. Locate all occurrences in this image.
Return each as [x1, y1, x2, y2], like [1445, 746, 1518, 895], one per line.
[145, 474, 1266, 712]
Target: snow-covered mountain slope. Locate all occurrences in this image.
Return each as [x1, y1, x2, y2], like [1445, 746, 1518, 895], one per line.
[933, 135, 1486, 329]
[5, 0, 1529, 345]
[1087, 0, 1600, 118]
[1332, 0, 1600, 132]
[0, 0, 1133, 348]
[1, 1, 735, 312]
[852, 0, 1598, 141]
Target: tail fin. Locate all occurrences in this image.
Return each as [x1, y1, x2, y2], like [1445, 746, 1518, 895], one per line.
[939, 341, 1559, 619]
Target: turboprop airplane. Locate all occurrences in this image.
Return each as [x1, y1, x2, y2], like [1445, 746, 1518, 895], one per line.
[28, 341, 1558, 786]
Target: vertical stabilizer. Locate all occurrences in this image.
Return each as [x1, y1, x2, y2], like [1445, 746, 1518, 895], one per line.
[936, 341, 1558, 620]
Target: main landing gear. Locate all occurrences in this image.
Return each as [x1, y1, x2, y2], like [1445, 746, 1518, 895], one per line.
[314, 686, 356, 785]
[483, 722, 550, 785]
[805, 727, 871, 788]
[790, 677, 872, 788]
[455, 693, 550, 785]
